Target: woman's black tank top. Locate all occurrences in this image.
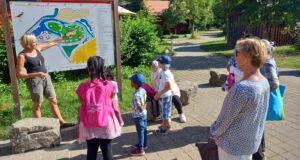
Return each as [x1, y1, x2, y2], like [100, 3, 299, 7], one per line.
[22, 49, 47, 73]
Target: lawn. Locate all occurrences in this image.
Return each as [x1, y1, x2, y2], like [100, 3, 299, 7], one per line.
[200, 40, 300, 69]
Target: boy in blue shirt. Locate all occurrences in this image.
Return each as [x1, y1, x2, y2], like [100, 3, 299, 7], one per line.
[129, 73, 148, 156]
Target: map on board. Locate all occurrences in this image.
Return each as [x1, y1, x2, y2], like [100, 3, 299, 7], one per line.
[10, 2, 115, 72]
[28, 8, 96, 64]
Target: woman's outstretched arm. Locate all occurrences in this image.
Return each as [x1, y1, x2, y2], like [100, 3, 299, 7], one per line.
[38, 31, 75, 51]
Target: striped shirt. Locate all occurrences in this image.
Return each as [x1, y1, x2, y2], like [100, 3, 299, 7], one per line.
[210, 78, 270, 155]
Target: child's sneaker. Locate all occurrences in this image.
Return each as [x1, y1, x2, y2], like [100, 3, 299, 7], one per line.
[179, 113, 187, 123]
[133, 144, 148, 150]
[155, 128, 168, 134]
[130, 148, 145, 156]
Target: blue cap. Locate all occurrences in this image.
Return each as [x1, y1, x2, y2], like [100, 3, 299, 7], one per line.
[157, 55, 171, 64]
[129, 73, 145, 85]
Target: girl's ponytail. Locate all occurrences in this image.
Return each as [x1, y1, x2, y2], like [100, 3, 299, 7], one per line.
[95, 56, 105, 80]
[87, 56, 98, 80]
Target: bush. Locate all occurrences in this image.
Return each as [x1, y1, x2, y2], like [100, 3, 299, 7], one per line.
[121, 65, 151, 80]
[0, 108, 17, 127]
[0, 41, 10, 84]
[120, 13, 160, 67]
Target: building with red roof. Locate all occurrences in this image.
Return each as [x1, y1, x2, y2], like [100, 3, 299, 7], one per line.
[144, 0, 169, 15]
[144, 0, 189, 34]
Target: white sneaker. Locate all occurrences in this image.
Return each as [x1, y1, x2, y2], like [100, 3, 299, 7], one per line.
[179, 113, 187, 123]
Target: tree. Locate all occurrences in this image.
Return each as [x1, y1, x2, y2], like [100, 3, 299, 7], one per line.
[212, 0, 300, 34]
[186, 0, 214, 35]
[195, 0, 214, 30]
[120, 13, 160, 66]
[162, 0, 187, 34]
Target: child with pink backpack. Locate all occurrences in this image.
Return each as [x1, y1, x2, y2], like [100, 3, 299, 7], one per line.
[76, 56, 121, 160]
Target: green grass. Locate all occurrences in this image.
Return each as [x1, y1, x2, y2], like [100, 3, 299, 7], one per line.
[200, 40, 300, 69]
[200, 39, 234, 57]
[161, 34, 187, 39]
[273, 45, 300, 68]
[158, 39, 174, 55]
[0, 65, 152, 140]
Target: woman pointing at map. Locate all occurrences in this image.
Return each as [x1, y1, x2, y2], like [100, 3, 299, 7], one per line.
[17, 31, 74, 127]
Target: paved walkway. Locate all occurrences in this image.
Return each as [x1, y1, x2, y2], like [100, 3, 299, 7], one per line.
[1, 31, 300, 160]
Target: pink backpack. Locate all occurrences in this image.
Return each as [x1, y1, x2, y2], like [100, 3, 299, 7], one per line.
[76, 80, 115, 128]
[142, 83, 156, 99]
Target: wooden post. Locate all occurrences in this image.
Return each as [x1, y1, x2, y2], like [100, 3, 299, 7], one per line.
[113, 0, 122, 100]
[0, 0, 22, 119]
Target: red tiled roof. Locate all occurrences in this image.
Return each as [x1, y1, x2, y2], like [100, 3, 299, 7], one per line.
[144, 1, 169, 15]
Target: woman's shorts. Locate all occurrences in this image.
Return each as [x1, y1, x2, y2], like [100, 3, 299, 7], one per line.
[159, 96, 172, 120]
[26, 74, 56, 103]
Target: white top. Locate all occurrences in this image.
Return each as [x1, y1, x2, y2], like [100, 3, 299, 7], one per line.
[151, 69, 161, 92]
[171, 76, 181, 97]
[158, 69, 172, 98]
[230, 66, 243, 83]
[111, 81, 118, 100]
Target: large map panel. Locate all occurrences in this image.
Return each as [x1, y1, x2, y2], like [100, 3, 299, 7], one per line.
[10, 2, 115, 72]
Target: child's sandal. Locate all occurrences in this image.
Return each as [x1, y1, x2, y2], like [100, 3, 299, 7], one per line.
[155, 128, 168, 134]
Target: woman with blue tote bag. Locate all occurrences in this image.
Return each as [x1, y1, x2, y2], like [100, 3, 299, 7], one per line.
[253, 39, 286, 160]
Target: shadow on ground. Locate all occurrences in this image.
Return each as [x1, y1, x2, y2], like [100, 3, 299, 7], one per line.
[171, 56, 228, 70]
[0, 141, 11, 156]
[0, 114, 210, 159]
[62, 112, 210, 159]
[174, 45, 204, 52]
[57, 154, 86, 160]
[280, 70, 300, 77]
[198, 83, 216, 89]
[112, 125, 210, 159]
[58, 112, 210, 159]
[173, 42, 197, 47]
[200, 31, 223, 37]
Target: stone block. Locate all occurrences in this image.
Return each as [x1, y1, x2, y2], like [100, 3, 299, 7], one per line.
[209, 70, 227, 87]
[177, 80, 198, 106]
[9, 118, 61, 153]
[146, 100, 159, 121]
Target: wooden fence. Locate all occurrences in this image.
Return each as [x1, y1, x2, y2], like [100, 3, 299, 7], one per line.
[227, 14, 293, 46]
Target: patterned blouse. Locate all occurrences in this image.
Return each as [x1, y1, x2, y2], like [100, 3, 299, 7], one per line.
[210, 79, 270, 155]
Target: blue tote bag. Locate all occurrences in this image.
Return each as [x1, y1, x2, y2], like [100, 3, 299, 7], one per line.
[266, 84, 286, 121]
